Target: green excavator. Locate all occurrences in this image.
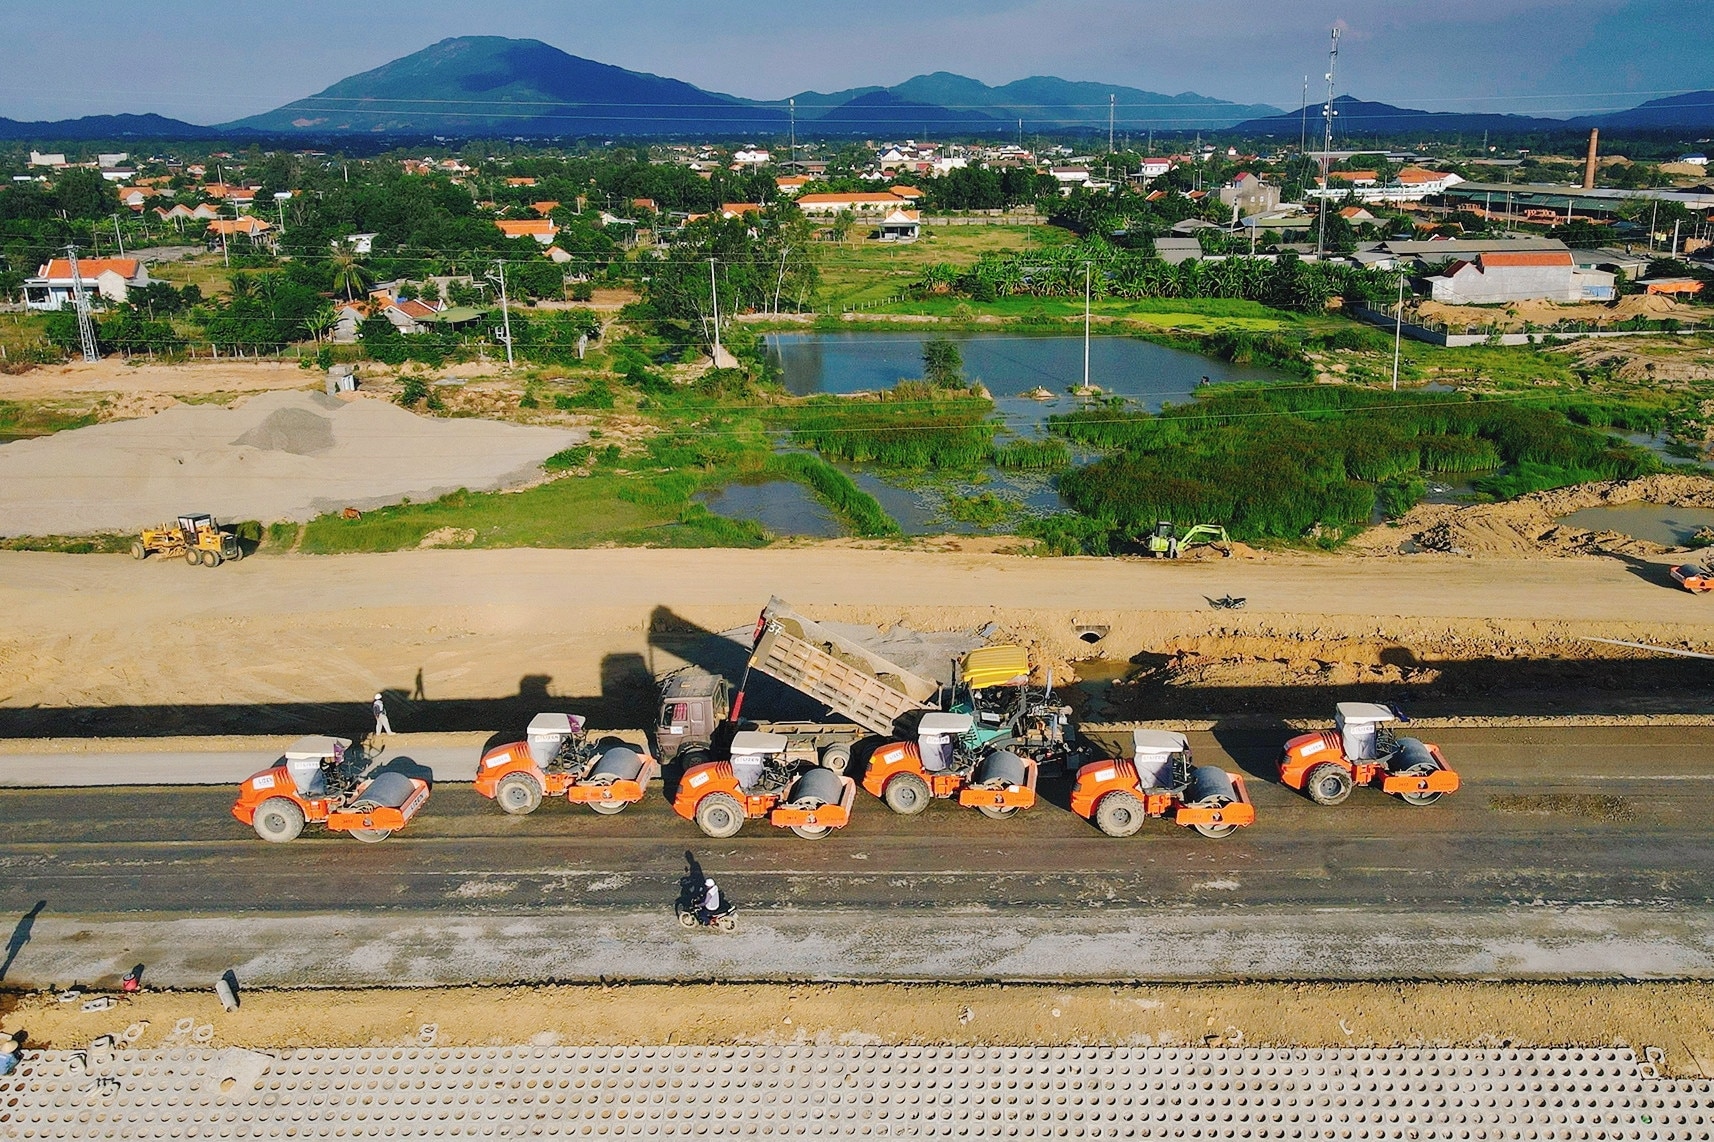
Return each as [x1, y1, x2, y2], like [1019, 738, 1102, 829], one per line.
[1144, 520, 1232, 558]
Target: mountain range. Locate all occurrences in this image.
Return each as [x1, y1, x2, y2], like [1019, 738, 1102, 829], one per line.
[4, 37, 1712, 143]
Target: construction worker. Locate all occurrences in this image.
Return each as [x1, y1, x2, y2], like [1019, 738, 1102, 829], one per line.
[372, 693, 393, 736]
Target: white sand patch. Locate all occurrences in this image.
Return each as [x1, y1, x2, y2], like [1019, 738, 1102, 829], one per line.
[0, 391, 583, 536]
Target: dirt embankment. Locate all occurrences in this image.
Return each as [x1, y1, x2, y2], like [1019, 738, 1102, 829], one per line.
[1351, 474, 1714, 559]
[4, 982, 1712, 1076]
[1415, 293, 1692, 333]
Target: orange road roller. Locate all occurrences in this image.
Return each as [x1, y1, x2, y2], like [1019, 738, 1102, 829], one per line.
[862, 712, 1038, 819]
[475, 713, 658, 816]
[1279, 702, 1460, 806]
[672, 731, 856, 840]
[232, 735, 430, 843]
[1671, 561, 1714, 593]
[1069, 729, 1255, 840]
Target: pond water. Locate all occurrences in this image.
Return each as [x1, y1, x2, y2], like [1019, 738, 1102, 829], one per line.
[696, 479, 841, 538]
[1619, 431, 1702, 466]
[1559, 504, 1714, 547]
[766, 332, 1288, 433]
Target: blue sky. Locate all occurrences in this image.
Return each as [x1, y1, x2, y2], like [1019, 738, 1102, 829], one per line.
[3, 0, 1708, 123]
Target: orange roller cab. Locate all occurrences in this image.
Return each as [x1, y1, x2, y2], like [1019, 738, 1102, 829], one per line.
[862, 713, 1038, 820]
[671, 731, 856, 840]
[1068, 730, 1254, 840]
[474, 713, 658, 817]
[1671, 562, 1714, 593]
[1279, 703, 1460, 807]
[231, 735, 431, 843]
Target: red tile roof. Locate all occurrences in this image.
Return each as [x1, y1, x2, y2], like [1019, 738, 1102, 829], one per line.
[1478, 251, 1573, 268]
[495, 219, 557, 237]
[38, 258, 141, 280]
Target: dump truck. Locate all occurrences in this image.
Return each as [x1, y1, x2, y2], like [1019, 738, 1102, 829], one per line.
[752, 598, 1069, 814]
[474, 713, 658, 816]
[1279, 702, 1460, 806]
[132, 513, 243, 567]
[231, 735, 431, 843]
[1069, 729, 1256, 840]
[671, 730, 857, 840]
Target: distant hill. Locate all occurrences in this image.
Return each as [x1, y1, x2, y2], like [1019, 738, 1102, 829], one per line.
[0, 113, 220, 141]
[810, 90, 1001, 135]
[886, 73, 1281, 132]
[1231, 95, 1565, 139]
[1577, 91, 1714, 131]
[225, 36, 785, 136]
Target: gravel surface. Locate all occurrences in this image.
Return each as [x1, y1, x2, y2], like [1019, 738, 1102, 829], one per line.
[0, 392, 583, 536]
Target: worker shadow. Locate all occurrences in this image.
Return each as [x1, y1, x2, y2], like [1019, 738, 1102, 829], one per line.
[1208, 720, 1293, 784]
[1, 900, 46, 983]
[676, 851, 708, 913]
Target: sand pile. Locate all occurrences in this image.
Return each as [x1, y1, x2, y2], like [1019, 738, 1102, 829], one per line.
[0, 391, 585, 537]
[1361, 474, 1714, 557]
[1415, 294, 1689, 332]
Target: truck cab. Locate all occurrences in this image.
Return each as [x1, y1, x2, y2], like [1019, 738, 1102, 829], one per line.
[656, 669, 730, 762]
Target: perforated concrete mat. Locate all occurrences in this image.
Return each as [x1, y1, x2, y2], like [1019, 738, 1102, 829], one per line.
[3, 1045, 1711, 1139]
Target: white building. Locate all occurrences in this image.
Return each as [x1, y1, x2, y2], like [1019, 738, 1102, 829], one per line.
[23, 257, 150, 311]
[1425, 251, 1614, 304]
[29, 151, 66, 168]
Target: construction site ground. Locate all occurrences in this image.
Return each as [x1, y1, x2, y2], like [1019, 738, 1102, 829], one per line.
[6, 544, 1714, 1083]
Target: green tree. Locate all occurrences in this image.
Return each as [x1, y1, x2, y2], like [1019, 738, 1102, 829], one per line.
[54, 169, 117, 220]
[922, 338, 964, 387]
[329, 243, 372, 302]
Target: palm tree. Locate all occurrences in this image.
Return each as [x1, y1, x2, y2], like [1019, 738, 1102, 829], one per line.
[304, 305, 336, 345]
[329, 243, 372, 302]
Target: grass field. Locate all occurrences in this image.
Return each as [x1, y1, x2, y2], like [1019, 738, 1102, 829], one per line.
[867, 295, 1295, 331]
[814, 226, 1071, 309]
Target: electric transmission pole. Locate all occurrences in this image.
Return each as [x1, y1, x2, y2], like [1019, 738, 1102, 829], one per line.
[65, 245, 100, 363]
[1108, 94, 1116, 155]
[1316, 27, 1341, 261]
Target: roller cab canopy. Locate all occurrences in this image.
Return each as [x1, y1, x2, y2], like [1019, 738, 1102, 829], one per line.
[961, 645, 1031, 690]
[1335, 702, 1398, 728]
[284, 736, 350, 762]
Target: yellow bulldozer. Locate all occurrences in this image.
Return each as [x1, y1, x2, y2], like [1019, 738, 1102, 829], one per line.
[132, 513, 244, 567]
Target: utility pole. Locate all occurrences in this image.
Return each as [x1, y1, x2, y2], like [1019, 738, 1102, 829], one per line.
[1316, 26, 1341, 260]
[773, 246, 789, 315]
[1108, 94, 1116, 155]
[65, 245, 100, 363]
[1082, 262, 1092, 393]
[1391, 270, 1404, 391]
[709, 257, 721, 360]
[494, 259, 513, 368]
[111, 214, 124, 256]
[789, 98, 796, 171]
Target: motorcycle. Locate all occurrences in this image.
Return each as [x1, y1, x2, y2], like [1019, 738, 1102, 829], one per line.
[676, 898, 737, 932]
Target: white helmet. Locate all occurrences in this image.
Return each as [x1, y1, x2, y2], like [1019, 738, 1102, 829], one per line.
[705, 878, 715, 887]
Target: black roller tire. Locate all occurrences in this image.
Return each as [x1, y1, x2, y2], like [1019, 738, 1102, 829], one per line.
[819, 743, 852, 775]
[495, 773, 543, 816]
[790, 823, 832, 840]
[695, 792, 745, 839]
[978, 804, 1019, 820]
[1305, 763, 1354, 806]
[252, 797, 305, 843]
[1193, 822, 1239, 840]
[1094, 791, 1145, 838]
[588, 800, 627, 815]
[883, 772, 931, 816]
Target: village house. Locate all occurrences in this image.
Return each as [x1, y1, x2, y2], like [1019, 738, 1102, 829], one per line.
[24, 257, 150, 311]
[774, 176, 810, 196]
[877, 208, 921, 242]
[495, 219, 559, 244]
[1217, 172, 1280, 217]
[794, 192, 908, 216]
[730, 147, 771, 167]
[720, 203, 763, 219]
[206, 217, 277, 251]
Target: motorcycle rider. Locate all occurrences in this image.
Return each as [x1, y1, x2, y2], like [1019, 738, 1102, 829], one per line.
[698, 877, 724, 923]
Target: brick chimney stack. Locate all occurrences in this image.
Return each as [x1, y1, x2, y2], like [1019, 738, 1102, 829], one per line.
[1582, 129, 1599, 190]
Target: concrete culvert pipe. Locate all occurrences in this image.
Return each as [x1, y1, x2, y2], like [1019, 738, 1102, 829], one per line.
[973, 749, 1028, 789]
[1076, 625, 1110, 644]
[788, 766, 845, 808]
[586, 746, 645, 785]
[1187, 765, 1237, 807]
[362, 771, 418, 809]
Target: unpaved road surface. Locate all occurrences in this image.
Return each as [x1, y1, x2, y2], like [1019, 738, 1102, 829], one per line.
[2, 546, 1713, 738]
[4, 726, 1713, 986]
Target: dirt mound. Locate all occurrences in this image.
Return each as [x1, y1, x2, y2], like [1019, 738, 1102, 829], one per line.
[1415, 294, 1688, 333]
[1357, 475, 1714, 558]
[230, 406, 335, 455]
